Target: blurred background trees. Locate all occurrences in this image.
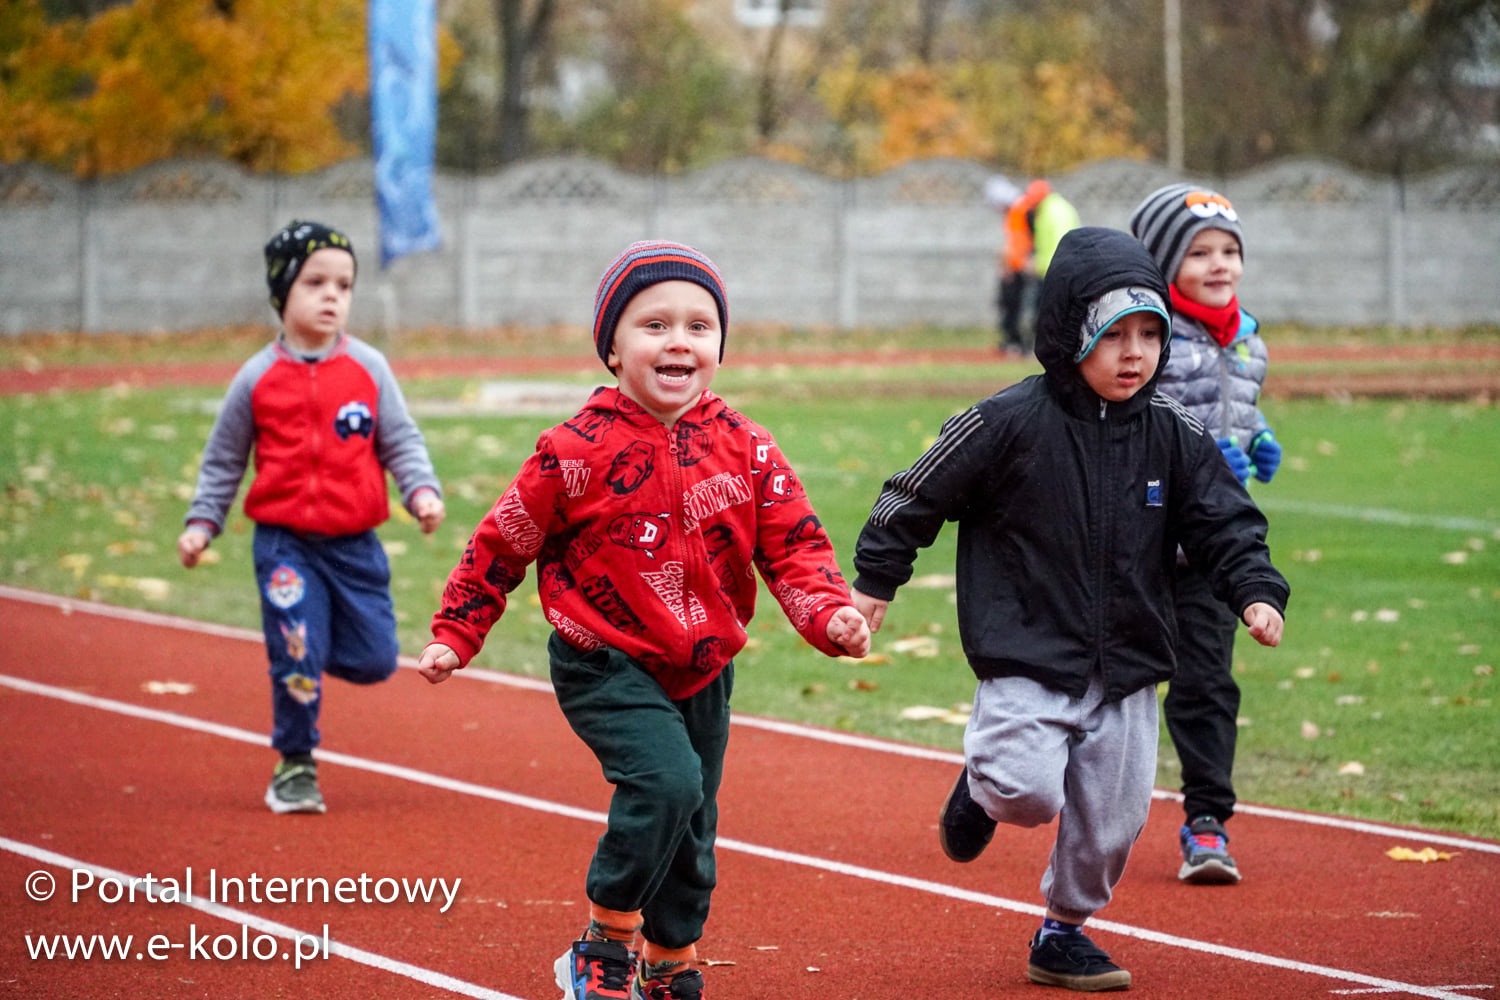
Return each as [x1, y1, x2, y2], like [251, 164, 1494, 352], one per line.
[3, 0, 1496, 179]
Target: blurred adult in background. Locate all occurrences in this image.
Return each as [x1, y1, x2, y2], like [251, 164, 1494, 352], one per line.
[987, 176, 1082, 356]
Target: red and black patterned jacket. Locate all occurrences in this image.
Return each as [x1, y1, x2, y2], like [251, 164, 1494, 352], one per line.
[431, 386, 854, 699]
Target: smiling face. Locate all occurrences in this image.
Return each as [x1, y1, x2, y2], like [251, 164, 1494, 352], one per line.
[1077, 310, 1165, 402]
[606, 280, 722, 426]
[281, 247, 354, 352]
[1173, 228, 1243, 309]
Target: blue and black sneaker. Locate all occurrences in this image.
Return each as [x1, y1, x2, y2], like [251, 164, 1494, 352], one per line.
[554, 938, 637, 1000]
[1178, 814, 1242, 884]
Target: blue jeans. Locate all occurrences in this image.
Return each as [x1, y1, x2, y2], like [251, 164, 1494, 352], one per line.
[252, 524, 399, 756]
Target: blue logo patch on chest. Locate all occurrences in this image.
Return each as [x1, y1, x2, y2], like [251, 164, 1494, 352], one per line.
[334, 401, 374, 439]
[1145, 480, 1163, 507]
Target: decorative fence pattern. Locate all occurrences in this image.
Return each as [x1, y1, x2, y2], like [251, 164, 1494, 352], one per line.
[2, 156, 1497, 335]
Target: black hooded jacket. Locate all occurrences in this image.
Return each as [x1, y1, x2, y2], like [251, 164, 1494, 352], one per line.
[852, 227, 1288, 702]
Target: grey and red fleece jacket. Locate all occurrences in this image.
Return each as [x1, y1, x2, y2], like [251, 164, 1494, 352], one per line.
[184, 334, 440, 538]
[431, 386, 854, 700]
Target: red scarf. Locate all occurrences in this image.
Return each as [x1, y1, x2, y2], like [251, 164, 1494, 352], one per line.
[1170, 285, 1241, 347]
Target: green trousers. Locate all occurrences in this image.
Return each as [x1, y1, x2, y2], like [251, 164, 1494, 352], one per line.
[548, 632, 733, 949]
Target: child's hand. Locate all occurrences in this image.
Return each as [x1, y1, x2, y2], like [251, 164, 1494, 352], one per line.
[1249, 430, 1281, 483]
[177, 527, 211, 568]
[413, 493, 446, 534]
[852, 590, 889, 635]
[1243, 602, 1284, 647]
[826, 605, 872, 659]
[1216, 437, 1252, 486]
[417, 643, 461, 684]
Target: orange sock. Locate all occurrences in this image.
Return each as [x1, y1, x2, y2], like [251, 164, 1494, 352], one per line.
[640, 941, 696, 979]
[585, 903, 642, 944]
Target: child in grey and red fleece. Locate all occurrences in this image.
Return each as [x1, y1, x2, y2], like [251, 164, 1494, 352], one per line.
[178, 220, 444, 816]
[418, 241, 870, 1000]
[851, 227, 1287, 992]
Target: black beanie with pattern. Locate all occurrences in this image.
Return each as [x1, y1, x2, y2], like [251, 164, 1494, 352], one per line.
[264, 220, 356, 316]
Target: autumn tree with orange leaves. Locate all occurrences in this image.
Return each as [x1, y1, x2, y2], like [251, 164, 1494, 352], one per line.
[0, 0, 370, 177]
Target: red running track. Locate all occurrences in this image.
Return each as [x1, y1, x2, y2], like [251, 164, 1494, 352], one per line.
[2, 585, 1496, 999]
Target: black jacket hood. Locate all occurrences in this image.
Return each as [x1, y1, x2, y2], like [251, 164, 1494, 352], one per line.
[1034, 226, 1172, 416]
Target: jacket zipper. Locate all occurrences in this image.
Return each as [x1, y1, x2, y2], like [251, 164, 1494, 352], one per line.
[306, 362, 321, 527]
[1093, 399, 1109, 684]
[665, 425, 697, 665]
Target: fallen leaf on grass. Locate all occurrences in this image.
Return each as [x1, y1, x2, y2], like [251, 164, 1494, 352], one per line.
[889, 635, 939, 658]
[1301, 720, 1321, 740]
[847, 678, 879, 692]
[1385, 847, 1455, 863]
[899, 704, 971, 725]
[1337, 761, 1365, 775]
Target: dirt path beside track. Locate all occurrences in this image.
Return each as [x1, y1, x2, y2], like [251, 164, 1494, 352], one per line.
[2, 342, 1497, 399]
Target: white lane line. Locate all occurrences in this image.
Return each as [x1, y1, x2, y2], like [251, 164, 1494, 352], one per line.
[0, 672, 1489, 1000]
[1255, 498, 1499, 534]
[0, 836, 523, 1000]
[3, 584, 1497, 855]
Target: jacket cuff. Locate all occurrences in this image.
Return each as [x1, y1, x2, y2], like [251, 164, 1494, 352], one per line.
[804, 603, 835, 657]
[428, 623, 480, 669]
[851, 574, 899, 602]
[1236, 585, 1288, 619]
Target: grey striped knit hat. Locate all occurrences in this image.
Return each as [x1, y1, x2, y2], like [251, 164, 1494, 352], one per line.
[1128, 184, 1244, 285]
[592, 241, 728, 370]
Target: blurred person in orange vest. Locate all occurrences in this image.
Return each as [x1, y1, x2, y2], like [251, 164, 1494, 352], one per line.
[987, 176, 1082, 356]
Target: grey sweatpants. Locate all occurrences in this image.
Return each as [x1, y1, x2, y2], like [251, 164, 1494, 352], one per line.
[963, 672, 1158, 924]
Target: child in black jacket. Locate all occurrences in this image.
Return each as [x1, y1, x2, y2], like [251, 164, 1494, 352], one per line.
[851, 227, 1288, 992]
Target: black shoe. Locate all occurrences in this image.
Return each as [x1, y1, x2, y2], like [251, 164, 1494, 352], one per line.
[1026, 930, 1131, 991]
[937, 768, 996, 862]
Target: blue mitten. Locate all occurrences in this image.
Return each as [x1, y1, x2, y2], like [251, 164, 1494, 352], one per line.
[1249, 430, 1281, 483]
[1216, 437, 1252, 485]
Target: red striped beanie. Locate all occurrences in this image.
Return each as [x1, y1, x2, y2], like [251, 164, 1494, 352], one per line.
[592, 241, 728, 369]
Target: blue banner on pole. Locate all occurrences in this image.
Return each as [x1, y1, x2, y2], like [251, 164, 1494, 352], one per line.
[369, 0, 443, 267]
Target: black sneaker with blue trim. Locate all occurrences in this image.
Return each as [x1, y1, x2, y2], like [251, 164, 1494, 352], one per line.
[1178, 814, 1242, 884]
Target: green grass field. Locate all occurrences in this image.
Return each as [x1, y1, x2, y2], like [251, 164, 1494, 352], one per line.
[2, 342, 1496, 839]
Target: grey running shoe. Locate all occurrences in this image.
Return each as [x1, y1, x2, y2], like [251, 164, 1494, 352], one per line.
[264, 755, 325, 814]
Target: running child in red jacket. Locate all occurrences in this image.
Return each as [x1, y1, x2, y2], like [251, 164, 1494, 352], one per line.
[418, 241, 870, 1000]
[178, 220, 445, 815]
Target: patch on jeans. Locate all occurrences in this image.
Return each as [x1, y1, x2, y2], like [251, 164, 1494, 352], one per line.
[282, 673, 319, 706]
[279, 620, 308, 661]
[265, 564, 305, 609]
